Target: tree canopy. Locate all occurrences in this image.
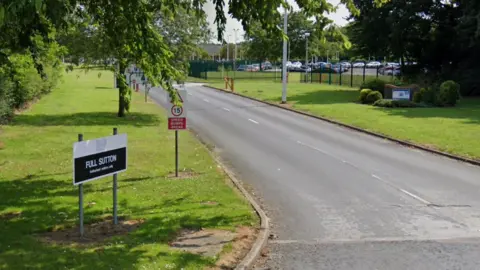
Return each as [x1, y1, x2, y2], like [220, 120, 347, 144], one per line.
[346, 0, 480, 95]
[1, 0, 374, 116]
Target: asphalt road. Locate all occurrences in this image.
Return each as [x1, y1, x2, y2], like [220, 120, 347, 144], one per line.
[147, 83, 480, 270]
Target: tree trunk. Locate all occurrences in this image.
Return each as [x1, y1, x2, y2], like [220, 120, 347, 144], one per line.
[117, 60, 127, 117]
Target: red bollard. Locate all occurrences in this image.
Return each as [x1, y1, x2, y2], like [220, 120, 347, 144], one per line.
[135, 83, 139, 92]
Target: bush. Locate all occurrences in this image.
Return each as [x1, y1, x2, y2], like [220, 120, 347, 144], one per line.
[373, 99, 420, 108]
[365, 90, 383, 104]
[416, 87, 437, 104]
[0, 36, 64, 123]
[435, 80, 460, 106]
[359, 88, 372, 104]
[360, 78, 386, 95]
[413, 91, 422, 103]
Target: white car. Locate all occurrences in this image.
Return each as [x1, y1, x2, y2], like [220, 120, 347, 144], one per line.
[353, 62, 365, 68]
[340, 62, 351, 68]
[292, 61, 302, 68]
[366, 61, 382, 68]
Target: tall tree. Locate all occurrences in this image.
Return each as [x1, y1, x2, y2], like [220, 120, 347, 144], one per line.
[1, 0, 370, 116]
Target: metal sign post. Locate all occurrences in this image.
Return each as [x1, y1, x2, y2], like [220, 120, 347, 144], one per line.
[167, 89, 187, 177]
[73, 132, 128, 234]
[78, 134, 84, 237]
[175, 130, 179, 177]
[112, 128, 118, 225]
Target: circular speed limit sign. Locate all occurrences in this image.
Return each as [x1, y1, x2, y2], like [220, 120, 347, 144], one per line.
[171, 105, 183, 116]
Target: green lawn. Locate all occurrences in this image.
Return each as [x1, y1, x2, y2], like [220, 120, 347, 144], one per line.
[209, 80, 480, 160]
[0, 70, 256, 269]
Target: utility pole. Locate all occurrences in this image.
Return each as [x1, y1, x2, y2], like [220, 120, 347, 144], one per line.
[227, 35, 231, 62]
[233, 29, 239, 60]
[305, 32, 310, 80]
[233, 29, 239, 71]
[282, 7, 288, 104]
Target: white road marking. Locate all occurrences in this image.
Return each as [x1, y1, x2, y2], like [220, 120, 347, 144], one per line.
[296, 140, 330, 156]
[297, 140, 433, 206]
[399, 188, 431, 205]
[222, 107, 230, 112]
[370, 174, 431, 205]
[188, 93, 192, 96]
[203, 98, 209, 102]
[248, 119, 259, 124]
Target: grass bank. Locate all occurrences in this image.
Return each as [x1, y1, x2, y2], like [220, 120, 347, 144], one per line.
[209, 80, 480, 160]
[0, 70, 256, 269]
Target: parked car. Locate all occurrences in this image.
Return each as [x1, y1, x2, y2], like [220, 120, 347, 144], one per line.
[379, 63, 400, 75]
[385, 66, 401, 76]
[237, 65, 246, 71]
[246, 65, 257, 72]
[366, 61, 382, 68]
[251, 64, 260, 71]
[292, 61, 302, 68]
[332, 64, 346, 73]
[340, 61, 352, 68]
[353, 62, 365, 68]
[261, 61, 273, 70]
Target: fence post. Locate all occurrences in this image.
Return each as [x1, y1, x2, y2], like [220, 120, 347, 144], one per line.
[320, 68, 323, 84]
[339, 70, 342, 86]
[376, 66, 379, 78]
[363, 64, 366, 83]
[350, 63, 353, 87]
[329, 68, 332, 85]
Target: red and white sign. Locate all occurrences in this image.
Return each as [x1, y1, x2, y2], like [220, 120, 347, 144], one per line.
[168, 89, 187, 130]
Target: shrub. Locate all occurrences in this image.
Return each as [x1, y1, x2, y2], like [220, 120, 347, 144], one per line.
[365, 90, 383, 104]
[373, 99, 420, 108]
[413, 91, 422, 103]
[435, 80, 460, 106]
[360, 78, 386, 95]
[359, 88, 372, 104]
[418, 87, 437, 104]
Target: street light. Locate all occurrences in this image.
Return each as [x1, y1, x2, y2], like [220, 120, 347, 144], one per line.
[227, 34, 231, 61]
[233, 29, 239, 60]
[304, 32, 310, 82]
[281, 7, 288, 103]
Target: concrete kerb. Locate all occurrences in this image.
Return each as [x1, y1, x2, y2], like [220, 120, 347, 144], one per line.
[202, 84, 480, 167]
[188, 129, 269, 270]
[216, 156, 270, 270]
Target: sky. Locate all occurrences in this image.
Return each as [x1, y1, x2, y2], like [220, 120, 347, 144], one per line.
[203, 0, 351, 43]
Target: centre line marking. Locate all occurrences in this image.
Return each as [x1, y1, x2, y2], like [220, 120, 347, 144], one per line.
[248, 119, 259, 124]
[223, 107, 230, 111]
[188, 93, 192, 96]
[399, 188, 431, 205]
[370, 174, 431, 205]
[203, 98, 209, 102]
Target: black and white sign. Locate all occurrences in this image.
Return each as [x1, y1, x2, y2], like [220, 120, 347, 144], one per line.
[73, 134, 127, 185]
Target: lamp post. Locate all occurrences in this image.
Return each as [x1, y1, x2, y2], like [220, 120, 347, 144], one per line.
[281, 7, 288, 103]
[304, 32, 310, 82]
[233, 29, 239, 71]
[227, 35, 231, 61]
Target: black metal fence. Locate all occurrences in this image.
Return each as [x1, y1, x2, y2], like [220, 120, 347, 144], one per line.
[299, 63, 401, 88]
[189, 60, 284, 81]
[189, 60, 404, 87]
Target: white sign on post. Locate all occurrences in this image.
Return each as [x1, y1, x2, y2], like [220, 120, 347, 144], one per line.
[167, 89, 187, 130]
[73, 134, 128, 185]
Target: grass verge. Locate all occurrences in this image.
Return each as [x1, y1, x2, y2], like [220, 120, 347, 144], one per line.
[208, 80, 480, 160]
[0, 70, 257, 269]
